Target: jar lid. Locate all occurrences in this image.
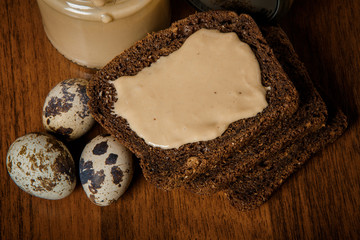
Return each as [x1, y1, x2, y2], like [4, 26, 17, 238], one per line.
[41, 0, 152, 22]
[186, 0, 294, 21]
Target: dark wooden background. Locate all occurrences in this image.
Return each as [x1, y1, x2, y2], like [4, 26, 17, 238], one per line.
[1, 0, 359, 239]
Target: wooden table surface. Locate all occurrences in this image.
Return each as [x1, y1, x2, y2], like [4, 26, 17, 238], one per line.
[1, 0, 359, 239]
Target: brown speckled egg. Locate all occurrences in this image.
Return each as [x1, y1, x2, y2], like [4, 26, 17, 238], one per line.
[6, 132, 76, 200]
[79, 134, 133, 206]
[42, 78, 95, 141]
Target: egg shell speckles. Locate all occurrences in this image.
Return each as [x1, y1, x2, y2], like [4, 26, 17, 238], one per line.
[79, 135, 133, 206]
[42, 78, 95, 141]
[6, 133, 76, 200]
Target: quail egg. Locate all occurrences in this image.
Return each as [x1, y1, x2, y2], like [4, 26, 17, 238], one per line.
[79, 134, 133, 206]
[6, 132, 76, 200]
[42, 78, 95, 141]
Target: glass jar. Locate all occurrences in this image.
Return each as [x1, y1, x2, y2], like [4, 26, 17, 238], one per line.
[37, 0, 171, 69]
[187, 0, 293, 21]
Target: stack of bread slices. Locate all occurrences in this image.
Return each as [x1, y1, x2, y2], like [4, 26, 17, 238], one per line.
[87, 11, 347, 211]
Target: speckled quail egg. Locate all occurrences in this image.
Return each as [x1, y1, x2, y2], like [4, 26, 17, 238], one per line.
[79, 134, 133, 206]
[42, 78, 95, 141]
[6, 132, 76, 200]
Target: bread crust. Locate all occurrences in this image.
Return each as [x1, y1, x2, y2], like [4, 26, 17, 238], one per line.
[87, 11, 347, 211]
[181, 26, 329, 194]
[226, 106, 347, 211]
[87, 11, 299, 190]
[224, 27, 348, 210]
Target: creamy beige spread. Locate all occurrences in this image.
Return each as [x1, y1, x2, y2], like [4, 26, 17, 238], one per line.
[112, 29, 268, 149]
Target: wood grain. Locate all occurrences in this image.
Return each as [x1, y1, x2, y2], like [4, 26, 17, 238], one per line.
[1, 0, 359, 239]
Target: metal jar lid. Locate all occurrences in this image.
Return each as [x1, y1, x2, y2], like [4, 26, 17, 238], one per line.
[187, 0, 294, 21]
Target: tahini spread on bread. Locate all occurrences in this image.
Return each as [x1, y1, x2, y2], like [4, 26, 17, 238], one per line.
[112, 29, 268, 149]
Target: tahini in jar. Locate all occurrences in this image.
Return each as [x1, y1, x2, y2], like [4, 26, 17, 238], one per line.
[37, 0, 171, 68]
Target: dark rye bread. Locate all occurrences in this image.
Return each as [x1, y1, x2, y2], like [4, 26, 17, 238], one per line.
[226, 105, 347, 211]
[182, 26, 328, 194]
[87, 11, 299, 190]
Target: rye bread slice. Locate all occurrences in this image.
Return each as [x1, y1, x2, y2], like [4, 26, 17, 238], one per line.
[225, 104, 347, 211]
[87, 11, 299, 190]
[182, 26, 328, 194]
